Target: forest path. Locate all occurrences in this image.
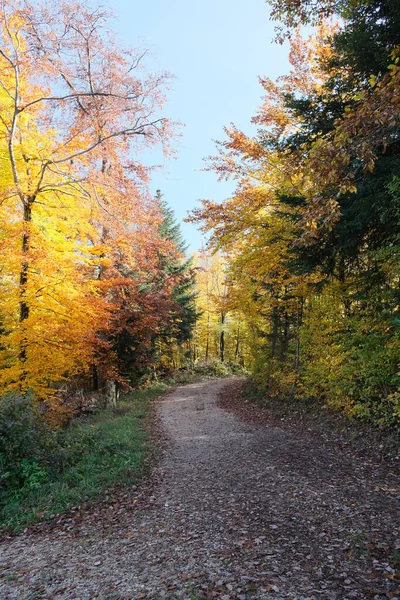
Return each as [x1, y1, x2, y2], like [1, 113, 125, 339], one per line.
[1, 378, 399, 600]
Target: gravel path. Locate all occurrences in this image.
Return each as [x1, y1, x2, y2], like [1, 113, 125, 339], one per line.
[0, 378, 399, 600]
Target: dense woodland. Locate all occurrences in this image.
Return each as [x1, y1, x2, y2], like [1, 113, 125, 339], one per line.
[0, 0, 198, 408]
[0, 0, 399, 524]
[192, 0, 400, 429]
[0, 0, 198, 516]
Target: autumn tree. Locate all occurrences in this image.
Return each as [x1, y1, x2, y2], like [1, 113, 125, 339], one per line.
[193, 248, 246, 364]
[0, 0, 175, 401]
[191, 3, 400, 425]
[153, 191, 198, 371]
[110, 192, 198, 382]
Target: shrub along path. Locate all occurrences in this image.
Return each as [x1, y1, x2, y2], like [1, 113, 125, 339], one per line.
[0, 378, 399, 599]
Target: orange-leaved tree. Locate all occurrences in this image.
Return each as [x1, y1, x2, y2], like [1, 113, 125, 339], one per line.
[0, 0, 176, 402]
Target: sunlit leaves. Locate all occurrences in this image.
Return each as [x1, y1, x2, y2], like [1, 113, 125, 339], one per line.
[0, 0, 180, 407]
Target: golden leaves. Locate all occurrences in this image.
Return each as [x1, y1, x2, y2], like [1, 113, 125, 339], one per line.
[0, 0, 178, 404]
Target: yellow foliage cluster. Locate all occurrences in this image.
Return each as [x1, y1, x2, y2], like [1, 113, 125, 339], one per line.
[0, 0, 177, 410]
[191, 22, 400, 426]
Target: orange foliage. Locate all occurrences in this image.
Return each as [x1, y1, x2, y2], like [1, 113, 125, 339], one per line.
[0, 0, 178, 405]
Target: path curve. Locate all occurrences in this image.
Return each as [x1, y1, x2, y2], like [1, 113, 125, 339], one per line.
[0, 378, 399, 599]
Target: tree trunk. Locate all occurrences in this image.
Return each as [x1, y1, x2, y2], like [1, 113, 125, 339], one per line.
[92, 364, 100, 391]
[205, 308, 211, 361]
[235, 322, 240, 361]
[280, 312, 289, 362]
[171, 347, 176, 369]
[271, 306, 279, 358]
[19, 200, 32, 364]
[338, 256, 345, 284]
[294, 299, 304, 372]
[103, 380, 119, 408]
[220, 313, 225, 362]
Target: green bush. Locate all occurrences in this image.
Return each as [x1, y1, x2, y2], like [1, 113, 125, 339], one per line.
[0, 394, 60, 496]
[0, 384, 165, 531]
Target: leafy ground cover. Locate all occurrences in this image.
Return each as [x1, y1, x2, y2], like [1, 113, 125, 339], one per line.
[0, 384, 168, 533]
[1, 378, 398, 599]
[219, 379, 400, 471]
[164, 360, 248, 386]
[0, 364, 244, 534]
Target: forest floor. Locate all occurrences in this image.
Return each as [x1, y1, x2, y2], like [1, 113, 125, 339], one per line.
[0, 378, 399, 600]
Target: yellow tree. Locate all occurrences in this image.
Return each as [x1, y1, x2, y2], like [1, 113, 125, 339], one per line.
[191, 19, 400, 421]
[193, 248, 246, 363]
[0, 0, 175, 401]
[189, 28, 335, 390]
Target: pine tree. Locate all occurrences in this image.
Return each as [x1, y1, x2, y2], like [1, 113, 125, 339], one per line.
[154, 191, 198, 370]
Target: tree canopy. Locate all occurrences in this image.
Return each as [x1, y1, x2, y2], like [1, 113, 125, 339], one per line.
[190, 0, 400, 426]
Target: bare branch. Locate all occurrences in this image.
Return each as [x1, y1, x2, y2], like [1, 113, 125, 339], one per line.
[20, 90, 141, 112]
[50, 119, 164, 165]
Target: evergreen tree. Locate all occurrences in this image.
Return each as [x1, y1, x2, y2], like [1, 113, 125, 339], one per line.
[154, 191, 198, 370]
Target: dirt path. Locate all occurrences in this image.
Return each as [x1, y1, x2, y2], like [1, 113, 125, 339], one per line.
[0, 378, 399, 600]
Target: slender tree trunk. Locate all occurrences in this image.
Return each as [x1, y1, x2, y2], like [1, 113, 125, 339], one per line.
[290, 299, 304, 401]
[90, 226, 108, 390]
[295, 318, 300, 371]
[294, 301, 302, 371]
[338, 256, 345, 284]
[92, 364, 100, 391]
[205, 310, 210, 360]
[271, 306, 279, 358]
[280, 312, 289, 362]
[205, 270, 210, 361]
[220, 313, 225, 362]
[19, 200, 33, 364]
[170, 346, 176, 369]
[193, 336, 198, 363]
[191, 336, 196, 363]
[235, 321, 240, 361]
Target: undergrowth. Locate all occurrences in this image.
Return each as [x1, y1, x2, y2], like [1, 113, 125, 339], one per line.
[0, 365, 243, 533]
[242, 379, 400, 459]
[0, 384, 168, 532]
[164, 359, 247, 386]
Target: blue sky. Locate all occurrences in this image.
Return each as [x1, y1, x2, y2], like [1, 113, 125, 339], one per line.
[108, 0, 290, 250]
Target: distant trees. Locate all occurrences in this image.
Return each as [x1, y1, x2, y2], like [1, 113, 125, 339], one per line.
[148, 191, 198, 374]
[192, 249, 248, 365]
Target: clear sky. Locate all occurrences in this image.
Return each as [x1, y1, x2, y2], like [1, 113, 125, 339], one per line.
[107, 0, 290, 250]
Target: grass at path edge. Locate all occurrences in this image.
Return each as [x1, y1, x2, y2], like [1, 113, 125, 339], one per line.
[0, 383, 169, 533]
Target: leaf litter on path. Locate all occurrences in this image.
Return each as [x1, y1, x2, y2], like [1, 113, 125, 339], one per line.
[0, 378, 399, 599]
